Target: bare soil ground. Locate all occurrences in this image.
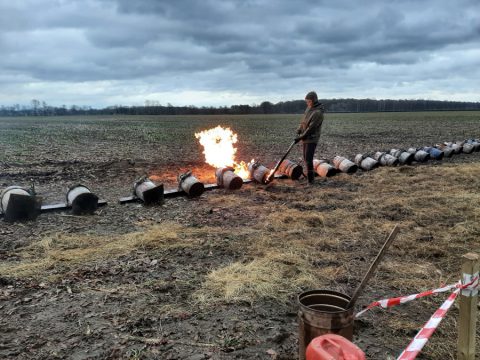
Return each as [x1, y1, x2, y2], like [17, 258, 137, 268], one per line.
[0, 112, 479, 359]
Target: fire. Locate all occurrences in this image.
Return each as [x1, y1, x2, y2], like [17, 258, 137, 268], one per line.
[234, 160, 254, 179]
[195, 126, 253, 179]
[195, 126, 237, 168]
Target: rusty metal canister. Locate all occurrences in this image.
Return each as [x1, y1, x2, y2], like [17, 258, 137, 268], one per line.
[215, 167, 243, 190]
[422, 147, 444, 160]
[407, 148, 430, 162]
[472, 139, 480, 152]
[178, 172, 204, 197]
[313, 159, 336, 177]
[248, 162, 271, 184]
[390, 149, 414, 165]
[451, 143, 463, 154]
[277, 159, 303, 180]
[461, 141, 475, 154]
[435, 144, 454, 158]
[332, 156, 358, 174]
[0, 186, 40, 222]
[298, 289, 354, 360]
[374, 152, 398, 166]
[133, 177, 164, 205]
[66, 184, 98, 215]
[354, 154, 378, 171]
[1, 186, 30, 214]
[467, 139, 480, 152]
[444, 142, 462, 154]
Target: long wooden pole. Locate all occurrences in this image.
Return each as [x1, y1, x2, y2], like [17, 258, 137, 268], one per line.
[457, 252, 479, 360]
[347, 224, 399, 309]
[265, 140, 297, 183]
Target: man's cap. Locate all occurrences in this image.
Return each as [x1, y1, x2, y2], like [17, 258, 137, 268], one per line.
[305, 91, 318, 101]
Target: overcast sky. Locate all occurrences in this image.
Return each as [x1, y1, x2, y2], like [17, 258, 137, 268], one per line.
[1, 0, 479, 108]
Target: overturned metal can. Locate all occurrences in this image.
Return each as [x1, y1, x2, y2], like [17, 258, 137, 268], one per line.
[278, 159, 303, 180]
[66, 184, 99, 215]
[178, 171, 204, 197]
[466, 139, 480, 152]
[435, 144, 454, 158]
[133, 177, 164, 205]
[461, 141, 475, 154]
[407, 148, 430, 162]
[215, 167, 243, 190]
[444, 142, 462, 154]
[1, 186, 41, 222]
[248, 162, 271, 184]
[374, 152, 399, 166]
[390, 149, 414, 165]
[354, 154, 378, 171]
[313, 159, 336, 177]
[422, 147, 444, 160]
[471, 139, 480, 152]
[332, 156, 358, 174]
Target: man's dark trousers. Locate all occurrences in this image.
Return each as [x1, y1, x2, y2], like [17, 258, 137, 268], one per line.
[303, 143, 317, 183]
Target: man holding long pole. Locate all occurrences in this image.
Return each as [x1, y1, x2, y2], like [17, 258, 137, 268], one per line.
[295, 91, 325, 185]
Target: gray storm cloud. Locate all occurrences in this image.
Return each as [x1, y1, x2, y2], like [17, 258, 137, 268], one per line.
[0, 0, 479, 106]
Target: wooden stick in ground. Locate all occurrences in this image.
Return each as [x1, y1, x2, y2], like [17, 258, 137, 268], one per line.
[347, 224, 400, 309]
[457, 252, 479, 360]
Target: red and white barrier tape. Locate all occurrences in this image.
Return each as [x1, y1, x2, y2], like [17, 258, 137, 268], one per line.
[396, 288, 460, 360]
[354, 274, 478, 360]
[355, 276, 478, 318]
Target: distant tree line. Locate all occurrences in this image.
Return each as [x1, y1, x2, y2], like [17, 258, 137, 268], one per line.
[1, 98, 480, 117]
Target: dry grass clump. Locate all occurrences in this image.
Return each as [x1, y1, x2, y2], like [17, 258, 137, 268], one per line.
[263, 206, 325, 231]
[0, 222, 216, 278]
[378, 260, 443, 292]
[196, 161, 480, 311]
[193, 251, 320, 305]
[204, 193, 253, 208]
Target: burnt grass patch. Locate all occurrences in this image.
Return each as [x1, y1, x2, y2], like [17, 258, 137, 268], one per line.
[1, 113, 480, 359]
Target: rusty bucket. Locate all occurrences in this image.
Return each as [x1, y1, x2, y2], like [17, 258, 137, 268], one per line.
[332, 156, 358, 174]
[354, 154, 378, 171]
[178, 172, 204, 197]
[215, 167, 243, 190]
[313, 159, 336, 177]
[248, 162, 271, 184]
[298, 289, 354, 360]
[277, 159, 303, 180]
[374, 151, 399, 166]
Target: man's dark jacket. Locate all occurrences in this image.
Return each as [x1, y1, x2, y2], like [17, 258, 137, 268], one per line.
[296, 102, 324, 144]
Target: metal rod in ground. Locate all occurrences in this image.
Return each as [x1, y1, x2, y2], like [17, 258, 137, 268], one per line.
[119, 175, 287, 204]
[40, 200, 107, 213]
[458, 252, 479, 360]
[265, 140, 297, 183]
[347, 224, 400, 309]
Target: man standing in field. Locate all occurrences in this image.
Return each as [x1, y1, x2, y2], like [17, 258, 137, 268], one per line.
[295, 91, 325, 185]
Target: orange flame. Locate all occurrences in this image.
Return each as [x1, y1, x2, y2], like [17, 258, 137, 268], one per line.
[195, 126, 253, 179]
[234, 160, 255, 179]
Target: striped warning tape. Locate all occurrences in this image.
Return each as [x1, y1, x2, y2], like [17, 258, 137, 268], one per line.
[396, 288, 460, 360]
[355, 275, 478, 318]
[354, 274, 478, 360]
